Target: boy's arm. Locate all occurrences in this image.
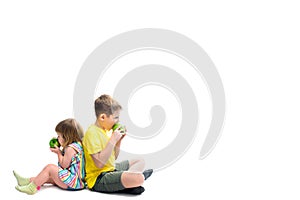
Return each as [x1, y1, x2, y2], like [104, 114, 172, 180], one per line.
[114, 134, 125, 159]
[91, 131, 123, 169]
[91, 142, 115, 169]
[114, 142, 120, 159]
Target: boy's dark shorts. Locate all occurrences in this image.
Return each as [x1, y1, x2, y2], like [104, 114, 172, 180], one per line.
[92, 160, 129, 193]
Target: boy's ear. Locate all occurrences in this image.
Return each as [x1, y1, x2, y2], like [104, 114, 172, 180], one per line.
[99, 113, 106, 121]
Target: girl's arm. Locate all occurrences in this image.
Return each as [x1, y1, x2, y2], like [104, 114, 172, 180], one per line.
[57, 147, 76, 169]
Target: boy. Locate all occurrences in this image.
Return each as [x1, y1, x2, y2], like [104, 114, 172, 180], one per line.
[82, 94, 153, 195]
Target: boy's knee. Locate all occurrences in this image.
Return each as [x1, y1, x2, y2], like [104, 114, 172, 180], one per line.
[136, 173, 144, 185]
[130, 173, 144, 187]
[121, 172, 144, 187]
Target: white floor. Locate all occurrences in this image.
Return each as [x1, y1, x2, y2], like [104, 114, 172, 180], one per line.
[4, 133, 300, 200]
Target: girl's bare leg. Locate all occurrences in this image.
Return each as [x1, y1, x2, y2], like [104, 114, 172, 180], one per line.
[30, 164, 67, 189]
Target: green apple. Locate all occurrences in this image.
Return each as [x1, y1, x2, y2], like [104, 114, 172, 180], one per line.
[112, 123, 126, 134]
[49, 138, 60, 148]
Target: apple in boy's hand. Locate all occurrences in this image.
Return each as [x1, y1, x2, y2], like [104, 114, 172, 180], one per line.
[49, 138, 60, 148]
[112, 123, 126, 134]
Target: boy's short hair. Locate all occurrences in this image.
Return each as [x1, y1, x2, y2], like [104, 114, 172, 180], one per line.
[94, 94, 122, 118]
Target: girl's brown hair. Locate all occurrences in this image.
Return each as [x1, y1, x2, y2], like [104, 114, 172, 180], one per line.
[55, 118, 84, 148]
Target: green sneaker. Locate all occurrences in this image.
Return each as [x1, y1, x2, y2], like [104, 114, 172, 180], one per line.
[15, 182, 38, 195]
[13, 170, 30, 186]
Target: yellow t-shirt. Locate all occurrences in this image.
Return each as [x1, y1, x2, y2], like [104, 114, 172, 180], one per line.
[82, 124, 116, 189]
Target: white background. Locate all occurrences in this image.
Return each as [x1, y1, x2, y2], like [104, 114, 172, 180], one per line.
[1, 0, 300, 199]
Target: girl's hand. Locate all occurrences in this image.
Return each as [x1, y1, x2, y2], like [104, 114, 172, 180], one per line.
[50, 147, 61, 154]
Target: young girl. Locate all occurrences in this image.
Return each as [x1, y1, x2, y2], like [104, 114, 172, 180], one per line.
[13, 118, 85, 195]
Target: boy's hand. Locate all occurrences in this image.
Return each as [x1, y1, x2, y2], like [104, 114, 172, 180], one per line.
[115, 132, 125, 148]
[110, 129, 124, 145]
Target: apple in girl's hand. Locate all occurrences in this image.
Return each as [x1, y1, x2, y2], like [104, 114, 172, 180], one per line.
[49, 138, 60, 148]
[112, 123, 126, 134]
